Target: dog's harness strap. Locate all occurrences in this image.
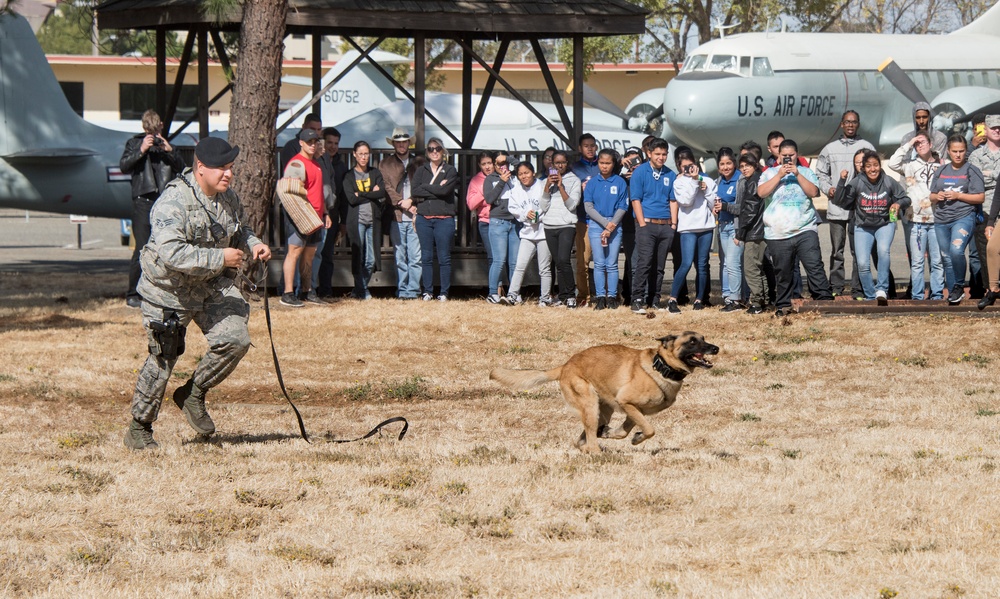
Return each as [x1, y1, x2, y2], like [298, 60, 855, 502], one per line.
[653, 354, 688, 381]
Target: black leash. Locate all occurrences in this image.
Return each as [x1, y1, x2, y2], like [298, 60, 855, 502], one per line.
[239, 260, 408, 445]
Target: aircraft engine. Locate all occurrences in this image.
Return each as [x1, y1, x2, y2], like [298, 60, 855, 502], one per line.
[624, 89, 665, 138]
[930, 87, 1000, 136]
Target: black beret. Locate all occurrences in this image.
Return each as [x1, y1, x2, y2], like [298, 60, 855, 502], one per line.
[195, 137, 240, 168]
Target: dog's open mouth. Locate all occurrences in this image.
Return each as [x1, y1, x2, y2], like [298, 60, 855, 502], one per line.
[687, 353, 714, 369]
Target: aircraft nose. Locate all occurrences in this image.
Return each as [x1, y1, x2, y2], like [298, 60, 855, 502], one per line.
[662, 78, 734, 153]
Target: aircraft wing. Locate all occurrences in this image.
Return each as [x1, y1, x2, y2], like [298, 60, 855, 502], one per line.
[2, 148, 102, 163]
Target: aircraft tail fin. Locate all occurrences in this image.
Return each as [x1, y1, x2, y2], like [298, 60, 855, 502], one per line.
[953, 3, 1000, 36]
[0, 13, 105, 156]
[276, 50, 407, 131]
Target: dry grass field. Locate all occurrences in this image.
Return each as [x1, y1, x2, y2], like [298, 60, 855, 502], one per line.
[1, 270, 999, 598]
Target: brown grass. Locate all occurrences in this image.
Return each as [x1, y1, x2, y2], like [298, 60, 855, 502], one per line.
[2, 272, 1000, 596]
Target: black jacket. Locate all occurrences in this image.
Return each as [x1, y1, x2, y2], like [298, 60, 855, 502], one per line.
[119, 134, 185, 198]
[344, 167, 388, 272]
[832, 173, 911, 229]
[736, 171, 764, 242]
[412, 162, 458, 217]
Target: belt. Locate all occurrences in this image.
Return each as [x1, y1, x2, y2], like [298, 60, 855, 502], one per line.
[644, 218, 671, 225]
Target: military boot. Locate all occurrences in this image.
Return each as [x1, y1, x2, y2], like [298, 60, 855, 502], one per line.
[173, 379, 216, 435]
[124, 419, 159, 450]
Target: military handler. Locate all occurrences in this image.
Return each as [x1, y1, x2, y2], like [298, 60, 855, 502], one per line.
[124, 137, 272, 450]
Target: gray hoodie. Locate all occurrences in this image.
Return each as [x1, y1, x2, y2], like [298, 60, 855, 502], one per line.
[815, 135, 875, 221]
[901, 102, 948, 160]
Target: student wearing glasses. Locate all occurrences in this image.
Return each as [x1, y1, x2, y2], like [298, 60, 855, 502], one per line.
[815, 110, 874, 297]
[483, 151, 519, 303]
[412, 138, 458, 301]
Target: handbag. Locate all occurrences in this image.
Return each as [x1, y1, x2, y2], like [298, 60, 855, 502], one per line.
[276, 177, 323, 235]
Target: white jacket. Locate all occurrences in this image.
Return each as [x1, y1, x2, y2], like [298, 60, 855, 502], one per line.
[673, 175, 718, 233]
[508, 179, 546, 240]
[539, 171, 581, 229]
[888, 145, 941, 224]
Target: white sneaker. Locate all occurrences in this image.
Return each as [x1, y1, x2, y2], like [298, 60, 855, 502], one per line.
[436, 294, 448, 302]
[422, 293, 433, 301]
[875, 290, 888, 306]
[507, 293, 523, 305]
[487, 294, 501, 304]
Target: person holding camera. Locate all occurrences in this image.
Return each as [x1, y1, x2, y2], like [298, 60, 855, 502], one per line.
[757, 138, 834, 316]
[120, 109, 186, 309]
[539, 150, 581, 307]
[125, 137, 272, 449]
[666, 148, 718, 314]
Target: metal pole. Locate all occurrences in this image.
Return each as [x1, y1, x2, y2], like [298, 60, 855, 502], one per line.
[414, 34, 426, 150]
[77, 224, 82, 250]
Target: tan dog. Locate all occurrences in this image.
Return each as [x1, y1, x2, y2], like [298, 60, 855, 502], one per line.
[490, 331, 718, 453]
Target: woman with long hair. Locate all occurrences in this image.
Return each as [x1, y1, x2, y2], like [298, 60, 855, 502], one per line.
[504, 161, 553, 305]
[667, 149, 718, 314]
[343, 141, 387, 300]
[539, 150, 581, 307]
[929, 134, 985, 304]
[483, 150, 519, 303]
[583, 148, 628, 310]
[715, 147, 743, 311]
[466, 151, 495, 291]
[412, 137, 459, 301]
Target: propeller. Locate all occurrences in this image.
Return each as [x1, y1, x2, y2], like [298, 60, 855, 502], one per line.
[581, 82, 630, 121]
[951, 100, 1000, 125]
[878, 58, 928, 105]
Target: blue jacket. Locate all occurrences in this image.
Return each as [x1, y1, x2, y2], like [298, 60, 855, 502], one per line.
[584, 173, 628, 226]
[629, 162, 676, 220]
[716, 173, 740, 224]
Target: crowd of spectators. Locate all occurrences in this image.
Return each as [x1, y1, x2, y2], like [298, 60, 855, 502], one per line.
[273, 105, 999, 314]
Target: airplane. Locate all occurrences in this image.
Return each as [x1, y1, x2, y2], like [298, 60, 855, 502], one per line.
[658, 2, 1000, 157]
[0, 8, 654, 219]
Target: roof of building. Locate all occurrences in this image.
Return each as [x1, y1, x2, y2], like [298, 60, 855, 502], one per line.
[95, 0, 647, 37]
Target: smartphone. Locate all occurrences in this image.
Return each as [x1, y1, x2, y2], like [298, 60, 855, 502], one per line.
[782, 156, 793, 165]
[548, 168, 557, 177]
[976, 123, 986, 138]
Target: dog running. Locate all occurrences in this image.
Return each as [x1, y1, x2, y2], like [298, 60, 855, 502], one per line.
[490, 331, 719, 453]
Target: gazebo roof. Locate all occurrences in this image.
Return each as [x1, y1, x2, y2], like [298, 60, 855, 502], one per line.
[96, 0, 648, 37]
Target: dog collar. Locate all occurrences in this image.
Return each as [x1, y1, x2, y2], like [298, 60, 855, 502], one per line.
[652, 354, 688, 381]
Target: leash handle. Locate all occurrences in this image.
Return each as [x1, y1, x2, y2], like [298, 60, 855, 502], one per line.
[327, 416, 409, 444]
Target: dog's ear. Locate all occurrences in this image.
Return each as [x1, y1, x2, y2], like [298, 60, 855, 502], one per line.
[657, 335, 677, 347]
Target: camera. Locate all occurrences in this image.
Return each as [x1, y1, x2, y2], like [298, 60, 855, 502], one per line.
[684, 164, 696, 174]
[782, 156, 793, 165]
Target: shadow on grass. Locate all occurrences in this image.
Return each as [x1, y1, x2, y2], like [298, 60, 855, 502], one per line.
[182, 431, 305, 446]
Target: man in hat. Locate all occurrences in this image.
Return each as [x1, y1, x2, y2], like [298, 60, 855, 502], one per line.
[280, 113, 322, 173]
[379, 127, 422, 298]
[279, 128, 332, 307]
[124, 137, 272, 450]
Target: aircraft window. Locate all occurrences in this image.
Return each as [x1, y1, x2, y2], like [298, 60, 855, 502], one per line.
[708, 54, 738, 73]
[683, 55, 707, 73]
[969, 72, 976, 85]
[740, 56, 751, 76]
[953, 72, 961, 86]
[938, 72, 946, 87]
[858, 72, 868, 91]
[983, 71, 990, 85]
[875, 73, 885, 90]
[923, 72, 932, 89]
[752, 57, 773, 77]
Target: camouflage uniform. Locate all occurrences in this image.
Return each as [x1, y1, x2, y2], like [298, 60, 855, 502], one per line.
[131, 168, 263, 424]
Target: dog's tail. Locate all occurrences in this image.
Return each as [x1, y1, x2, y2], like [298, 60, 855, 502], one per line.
[489, 366, 562, 391]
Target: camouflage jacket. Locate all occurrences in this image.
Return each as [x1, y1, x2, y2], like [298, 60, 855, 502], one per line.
[138, 169, 263, 310]
[968, 144, 1000, 213]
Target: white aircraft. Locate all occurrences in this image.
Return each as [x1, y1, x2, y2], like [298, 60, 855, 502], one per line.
[660, 3, 1000, 156]
[0, 8, 654, 219]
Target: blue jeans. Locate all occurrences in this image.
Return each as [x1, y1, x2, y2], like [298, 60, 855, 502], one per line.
[416, 215, 454, 297]
[488, 218, 520, 295]
[672, 230, 713, 300]
[853, 223, 895, 299]
[391, 220, 422, 298]
[352, 223, 374, 299]
[935, 214, 975, 296]
[910, 222, 944, 300]
[587, 222, 623, 298]
[719, 221, 743, 302]
[478, 221, 492, 266]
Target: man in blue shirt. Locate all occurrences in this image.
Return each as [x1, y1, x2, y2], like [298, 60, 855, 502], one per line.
[571, 133, 600, 306]
[629, 139, 676, 313]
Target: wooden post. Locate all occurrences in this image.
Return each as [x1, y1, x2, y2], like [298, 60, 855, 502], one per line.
[197, 28, 209, 138]
[155, 27, 166, 118]
[414, 34, 426, 150]
[572, 35, 584, 145]
[462, 36, 472, 148]
[312, 28, 322, 101]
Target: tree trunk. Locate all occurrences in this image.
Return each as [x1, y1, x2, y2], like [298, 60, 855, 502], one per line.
[229, 0, 287, 239]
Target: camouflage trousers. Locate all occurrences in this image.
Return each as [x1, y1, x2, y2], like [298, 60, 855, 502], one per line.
[131, 285, 251, 423]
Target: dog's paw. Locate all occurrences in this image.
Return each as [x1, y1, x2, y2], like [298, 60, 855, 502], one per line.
[631, 432, 647, 445]
[597, 424, 609, 438]
[605, 426, 629, 440]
